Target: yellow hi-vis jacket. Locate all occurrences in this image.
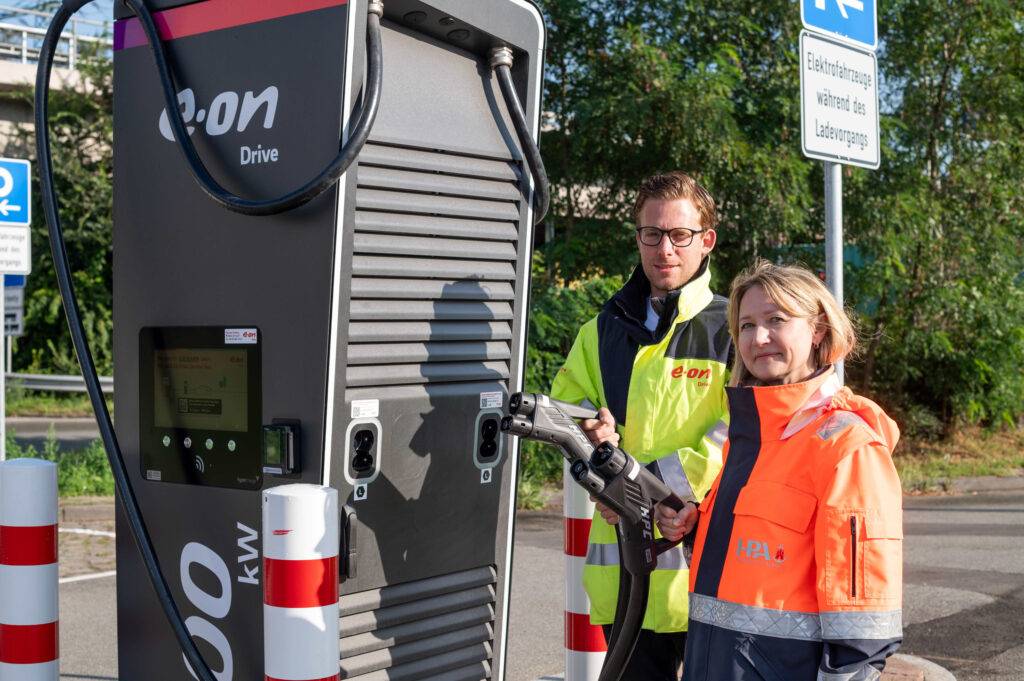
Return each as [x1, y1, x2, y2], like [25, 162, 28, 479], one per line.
[551, 259, 731, 632]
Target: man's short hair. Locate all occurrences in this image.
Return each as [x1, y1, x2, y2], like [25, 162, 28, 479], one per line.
[632, 171, 718, 230]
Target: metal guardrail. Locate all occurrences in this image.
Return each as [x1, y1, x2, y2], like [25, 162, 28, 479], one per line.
[0, 5, 111, 70]
[6, 372, 113, 394]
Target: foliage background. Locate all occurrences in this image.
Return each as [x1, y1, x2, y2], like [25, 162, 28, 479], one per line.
[520, 0, 1024, 491]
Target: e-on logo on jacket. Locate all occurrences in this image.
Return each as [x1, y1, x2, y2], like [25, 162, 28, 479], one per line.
[670, 365, 713, 388]
[736, 538, 786, 568]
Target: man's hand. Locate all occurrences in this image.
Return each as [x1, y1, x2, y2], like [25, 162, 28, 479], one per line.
[580, 407, 620, 448]
[655, 501, 698, 542]
[591, 496, 619, 525]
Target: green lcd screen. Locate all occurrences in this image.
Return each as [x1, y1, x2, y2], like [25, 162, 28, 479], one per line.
[264, 428, 284, 465]
[153, 348, 248, 432]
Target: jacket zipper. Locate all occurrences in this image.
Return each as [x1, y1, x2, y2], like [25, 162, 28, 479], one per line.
[850, 515, 858, 598]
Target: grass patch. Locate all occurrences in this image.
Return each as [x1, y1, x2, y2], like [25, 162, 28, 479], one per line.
[6, 387, 110, 418]
[517, 474, 561, 511]
[893, 427, 1024, 493]
[6, 430, 114, 497]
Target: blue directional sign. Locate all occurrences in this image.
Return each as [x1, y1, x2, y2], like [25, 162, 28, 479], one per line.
[0, 158, 30, 226]
[802, 0, 877, 51]
[4, 274, 24, 287]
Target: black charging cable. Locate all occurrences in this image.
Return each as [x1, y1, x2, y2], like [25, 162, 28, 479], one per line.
[489, 46, 551, 225]
[36, 5, 217, 680]
[35, 0, 382, 678]
[124, 0, 383, 216]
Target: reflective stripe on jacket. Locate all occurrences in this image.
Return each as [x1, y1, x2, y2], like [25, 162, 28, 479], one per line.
[551, 259, 731, 632]
[684, 368, 903, 680]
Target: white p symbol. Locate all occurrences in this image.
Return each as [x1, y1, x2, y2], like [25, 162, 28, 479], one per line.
[0, 168, 13, 198]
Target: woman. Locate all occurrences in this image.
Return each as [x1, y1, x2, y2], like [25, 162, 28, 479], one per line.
[657, 260, 903, 681]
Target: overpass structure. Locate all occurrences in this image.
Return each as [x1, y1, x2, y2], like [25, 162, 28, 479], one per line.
[0, 4, 110, 155]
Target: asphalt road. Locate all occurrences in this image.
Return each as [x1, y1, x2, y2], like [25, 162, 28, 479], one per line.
[53, 489, 1024, 681]
[901, 491, 1024, 680]
[7, 416, 100, 452]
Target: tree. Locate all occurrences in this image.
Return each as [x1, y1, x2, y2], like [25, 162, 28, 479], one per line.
[14, 44, 113, 374]
[845, 0, 1024, 429]
[532, 0, 1024, 430]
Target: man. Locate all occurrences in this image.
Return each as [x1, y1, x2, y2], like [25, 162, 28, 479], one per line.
[551, 171, 732, 680]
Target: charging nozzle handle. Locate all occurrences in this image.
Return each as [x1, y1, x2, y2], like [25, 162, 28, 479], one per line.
[502, 393, 597, 466]
[124, 0, 383, 216]
[508, 392, 598, 421]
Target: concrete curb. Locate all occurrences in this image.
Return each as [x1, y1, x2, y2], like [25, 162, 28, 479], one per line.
[59, 498, 115, 523]
[890, 654, 957, 681]
[951, 472, 1024, 494]
[532, 654, 956, 681]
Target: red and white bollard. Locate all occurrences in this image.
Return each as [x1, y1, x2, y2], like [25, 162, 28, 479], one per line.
[564, 461, 605, 681]
[0, 459, 59, 681]
[263, 484, 339, 681]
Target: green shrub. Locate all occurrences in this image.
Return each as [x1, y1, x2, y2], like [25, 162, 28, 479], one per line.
[6, 431, 114, 497]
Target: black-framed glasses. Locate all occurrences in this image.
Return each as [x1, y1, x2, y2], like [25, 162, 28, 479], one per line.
[636, 226, 704, 248]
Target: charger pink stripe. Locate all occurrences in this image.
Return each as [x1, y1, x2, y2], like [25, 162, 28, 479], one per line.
[114, 0, 348, 50]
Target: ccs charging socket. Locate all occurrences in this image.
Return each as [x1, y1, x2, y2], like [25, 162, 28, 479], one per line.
[473, 410, 504, 481]
[344, 418, 382, 496]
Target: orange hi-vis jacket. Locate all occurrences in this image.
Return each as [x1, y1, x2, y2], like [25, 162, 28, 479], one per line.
[683, 368, 903, 681]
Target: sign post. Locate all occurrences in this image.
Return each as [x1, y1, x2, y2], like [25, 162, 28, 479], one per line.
[0, 158, 32, 460]
[799, 0, 879, 384]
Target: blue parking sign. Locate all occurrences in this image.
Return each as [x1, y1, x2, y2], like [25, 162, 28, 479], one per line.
[0, 158, 30, 226]
[801, 0, 877, 51]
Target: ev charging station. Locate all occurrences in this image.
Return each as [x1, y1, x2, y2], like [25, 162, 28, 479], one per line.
[38, 0, 543, 679]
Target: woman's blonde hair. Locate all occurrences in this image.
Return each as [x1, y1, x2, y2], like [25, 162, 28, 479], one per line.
[727, 259, 857, 386]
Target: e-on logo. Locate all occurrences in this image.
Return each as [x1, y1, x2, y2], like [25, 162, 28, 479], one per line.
[158, 86, 279, 142]
[671, 366, 711, 380]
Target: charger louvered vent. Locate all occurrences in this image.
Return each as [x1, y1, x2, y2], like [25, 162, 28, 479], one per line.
[347, 141, 521, 395]
[338, 565, 497, 680]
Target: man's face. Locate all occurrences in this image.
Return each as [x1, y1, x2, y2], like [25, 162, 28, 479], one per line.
[636, 198, 717, 298]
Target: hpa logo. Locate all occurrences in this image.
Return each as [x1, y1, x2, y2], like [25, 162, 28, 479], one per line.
[736, 538, 786, 568]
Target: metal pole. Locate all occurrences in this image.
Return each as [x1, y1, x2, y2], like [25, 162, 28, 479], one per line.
[1, 275, 6, 460]
[824, 161, 844, 385]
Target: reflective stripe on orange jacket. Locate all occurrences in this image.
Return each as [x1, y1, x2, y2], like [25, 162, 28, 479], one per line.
[683, 368, 903, 681]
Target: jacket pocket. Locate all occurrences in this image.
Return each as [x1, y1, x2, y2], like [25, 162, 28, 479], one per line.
[862, 511, 903, 601]
[823, 509, 903, 606]
[734, 480, 817, 533]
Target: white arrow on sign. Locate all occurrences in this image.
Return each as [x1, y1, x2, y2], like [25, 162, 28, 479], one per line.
[815, 0, 864, 20]
[0, 199, 21, 217]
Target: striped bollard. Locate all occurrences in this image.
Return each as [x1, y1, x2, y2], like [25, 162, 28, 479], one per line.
[263, 484, 339, 681]
[0, 459, 59, 681]
[564, 460, 605, 681]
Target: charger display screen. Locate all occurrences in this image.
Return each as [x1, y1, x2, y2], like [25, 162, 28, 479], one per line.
[153, 348, 248, 432]
[139, 326, 262, 490]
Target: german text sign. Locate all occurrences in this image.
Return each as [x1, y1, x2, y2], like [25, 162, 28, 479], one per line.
[799, 31, 879, 170]
[0, 158, 31, 274]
